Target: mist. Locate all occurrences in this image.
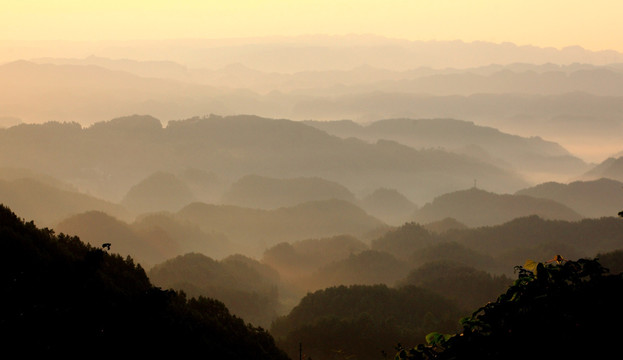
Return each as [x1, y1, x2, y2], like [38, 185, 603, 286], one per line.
[3, 30, 623, 360]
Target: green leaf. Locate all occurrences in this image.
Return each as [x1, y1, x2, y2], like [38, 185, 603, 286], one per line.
[425, 332, 452, 346]
[523, 260, 538, 273]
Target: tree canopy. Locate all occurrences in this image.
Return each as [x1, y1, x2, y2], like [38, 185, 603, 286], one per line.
[396, 257, 623, 359]
[0, 204, 289, 358]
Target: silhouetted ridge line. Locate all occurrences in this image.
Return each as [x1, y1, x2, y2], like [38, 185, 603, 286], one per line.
[0, 204, 289, 358]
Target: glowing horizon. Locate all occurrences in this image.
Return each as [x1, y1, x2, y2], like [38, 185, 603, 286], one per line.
[2, 0, 622, 53]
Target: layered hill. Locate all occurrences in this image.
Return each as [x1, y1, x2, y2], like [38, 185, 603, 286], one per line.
[221, 174, 357, 209]
[149, 252, 282, 328]
[176, 199, 386, 257]
[55, 211, 174, 268]
[515, 178, 623, 218]
[0, 114, 529, 206]
[121, 171, 196, 214]
[4, 47, 623, 162]
[0, 204, 289, 358]
[305, 118, 588, 181]
[413, 188, 582, 227]
[55, 210, 233, 267]
[261, 235, 369, 281]
[360, 187, 418, 226]
[0, 177, 129, 227]
[580, 156, 623, 182]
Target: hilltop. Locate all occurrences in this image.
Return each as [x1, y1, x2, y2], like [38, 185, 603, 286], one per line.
[414, 187, 582, 227]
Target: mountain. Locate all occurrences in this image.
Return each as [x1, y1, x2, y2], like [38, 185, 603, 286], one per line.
[360, 187, 418, 226]
[438, 215, 623, 271]
[261, 235, 369, 281]
[370, 216, 623, 276]
[176, 199, 385, 257]
[0, 204, 289, 358]
[515, 178, 623, 218]
[422, 217, 468, 234]
[0, 177, 129, 227]
[0, 114, 528, 207]
[11, 36, 622, 72]
[270, 283, 462, 360]
[291, 92, 623, 162]
[370, 222, 436, 260]
[178, 167, 228, 204]
[414, 188, 583, 227]
[0, 60, 224, 124]
[221, 174, 357, 209]
[3, 47, 623, 163]
[580, 156, 623, 182]
[301, 250, 411, 290]
[121, 171, 196, 214]
[31, 55, 191, 81]
[400, 260, 512, 311]
[131, 212, 233, 260]
[28, 54, 623, 96]
[304, 118, 588, 182]
[0, 167, 77, 191]
[55, 211, 171, 268]
[148, 252, 282, 328]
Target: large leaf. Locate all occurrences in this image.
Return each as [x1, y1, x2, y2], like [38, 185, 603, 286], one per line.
[523, 259, 538, 273]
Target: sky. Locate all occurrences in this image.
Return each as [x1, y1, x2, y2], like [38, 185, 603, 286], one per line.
[2, 0, 622, 52]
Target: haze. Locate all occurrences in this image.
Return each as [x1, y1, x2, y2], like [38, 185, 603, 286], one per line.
[3, 0, 623, 52]
[3, 2, 623, 359]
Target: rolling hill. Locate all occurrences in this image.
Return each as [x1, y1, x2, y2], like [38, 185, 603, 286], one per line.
[0, 177, 129, 227]
[0, 114, 529, 207]
[176, 199, 386, 257]
[515, 178, 623, 218]
[580, 156, 623, 182]
[221, 174, 357, 209]
[304, 117, 588, 182]
[121, 171, 196, 214]
[414, 187, 582, 227]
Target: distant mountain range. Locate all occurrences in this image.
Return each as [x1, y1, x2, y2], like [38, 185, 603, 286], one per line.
[5, 36, 622, 71]
[305, 118, 589, 182]
[0, 114, 529, 206]
[2, 45, 622, 162]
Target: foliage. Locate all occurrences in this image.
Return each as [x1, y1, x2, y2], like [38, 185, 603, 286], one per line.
[148, 252, 282, 328]
[371, 222, 434, 260]
[597, 248, 623, 274]
[0, 204, 289, 358]
[395, 257, 623, 359]
[303, 250, 411, 290]
[271, 284, 462, 360]
[409, 241, 496, 270]
[400, 260, 512, 312]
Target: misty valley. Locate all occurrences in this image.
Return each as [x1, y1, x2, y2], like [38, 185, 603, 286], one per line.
[3, 38, 623, 359]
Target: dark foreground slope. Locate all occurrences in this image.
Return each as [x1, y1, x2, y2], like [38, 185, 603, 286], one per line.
[396, 258, 623, 359]
[0, 204, 289, 359]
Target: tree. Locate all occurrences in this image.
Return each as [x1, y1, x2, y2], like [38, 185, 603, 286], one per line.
[396, 257, 623, 359]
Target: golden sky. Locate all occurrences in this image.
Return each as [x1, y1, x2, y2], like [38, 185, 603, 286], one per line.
[2, 0, 622, 52]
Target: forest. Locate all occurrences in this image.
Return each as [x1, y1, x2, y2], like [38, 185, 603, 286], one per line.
[3, 36, 623, 359]
[4, 202, 623, 358]
[3, 113, 623, 358]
